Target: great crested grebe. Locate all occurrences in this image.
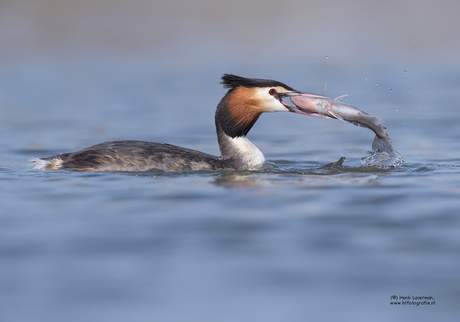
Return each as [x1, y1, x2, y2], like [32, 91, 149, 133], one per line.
[31, 74, 322, 172]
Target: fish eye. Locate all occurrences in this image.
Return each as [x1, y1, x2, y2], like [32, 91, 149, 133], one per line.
[268, 88, 277, 96]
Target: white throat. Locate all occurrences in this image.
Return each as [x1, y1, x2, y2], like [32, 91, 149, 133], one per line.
[217, 129, 265, 170]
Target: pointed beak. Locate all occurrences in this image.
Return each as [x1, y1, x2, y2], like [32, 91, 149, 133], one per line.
[277, 92, 330, 116]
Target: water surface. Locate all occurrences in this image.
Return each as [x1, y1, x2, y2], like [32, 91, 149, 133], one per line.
[1, 61, 460, 322]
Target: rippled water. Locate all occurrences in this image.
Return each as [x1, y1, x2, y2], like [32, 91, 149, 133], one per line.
[1, 58, 460, 321]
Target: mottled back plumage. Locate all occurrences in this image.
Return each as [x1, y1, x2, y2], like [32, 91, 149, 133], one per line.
[41, 141, 224, 171]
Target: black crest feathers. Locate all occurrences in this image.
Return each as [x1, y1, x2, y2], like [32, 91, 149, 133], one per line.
[220, 74, 295, 91]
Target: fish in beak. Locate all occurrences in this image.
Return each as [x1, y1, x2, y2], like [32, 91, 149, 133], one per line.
[276, 91, 331, 116]
[285, 92, 388, 140]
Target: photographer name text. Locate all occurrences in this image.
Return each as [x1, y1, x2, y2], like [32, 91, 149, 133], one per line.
[390, 295, 435, 306]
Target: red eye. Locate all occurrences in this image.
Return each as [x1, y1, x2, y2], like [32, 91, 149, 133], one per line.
[269, 88, 277, 96]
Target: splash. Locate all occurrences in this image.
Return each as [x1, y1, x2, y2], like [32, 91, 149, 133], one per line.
[361, 135, 404, 168]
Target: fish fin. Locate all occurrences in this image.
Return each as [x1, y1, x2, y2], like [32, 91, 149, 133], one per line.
[333, 94, 348, 102]
[328, 111, 346, 122]
[369, 116, 384, 125]
[322, 83, 327, 96]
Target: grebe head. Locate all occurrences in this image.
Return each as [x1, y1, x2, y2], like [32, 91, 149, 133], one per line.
[216, 74, 305, 138]
[215, 74, 328, 170]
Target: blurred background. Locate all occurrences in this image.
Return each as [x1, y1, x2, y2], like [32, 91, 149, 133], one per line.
[2, 0, 459, 152]
[1, 0, 459, 65]
[1, 1, 460, 322]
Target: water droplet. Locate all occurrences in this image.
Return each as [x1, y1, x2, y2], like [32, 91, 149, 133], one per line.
[390, 89, 393, 92]
[412, 39, 416, 42]
[403, 69, 410, 74]
[375, 83, 378, 86]
[326, 56, 329, 59]
[365, 77, 368, 82]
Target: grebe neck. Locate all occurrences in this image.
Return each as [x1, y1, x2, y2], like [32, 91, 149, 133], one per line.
[214, 88, 266, 170]
[216, 123, 265, 170]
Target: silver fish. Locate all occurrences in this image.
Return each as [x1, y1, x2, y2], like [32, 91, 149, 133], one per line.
[288, 94, 388, 139]
[277, 91, 403, 167]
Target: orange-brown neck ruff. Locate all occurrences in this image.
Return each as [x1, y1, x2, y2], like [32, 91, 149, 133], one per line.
[215, 87, 263, 138]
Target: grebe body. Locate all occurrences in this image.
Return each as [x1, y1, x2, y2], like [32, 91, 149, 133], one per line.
[31, 74, 315, 172]
[35, 141, 224, 172]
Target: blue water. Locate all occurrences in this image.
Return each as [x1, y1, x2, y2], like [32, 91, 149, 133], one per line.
[1, 60, 460, 322]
